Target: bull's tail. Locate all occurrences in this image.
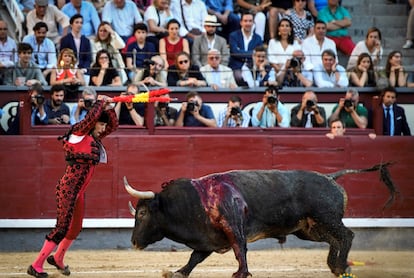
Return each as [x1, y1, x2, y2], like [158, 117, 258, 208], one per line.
[327, 162, 399, 209]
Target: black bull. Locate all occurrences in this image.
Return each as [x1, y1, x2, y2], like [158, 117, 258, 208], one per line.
[124, 163, 397, 278]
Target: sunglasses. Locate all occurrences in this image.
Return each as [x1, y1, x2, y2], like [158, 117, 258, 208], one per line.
[178, 60, 189, 65]
[209, 56, 220, 60]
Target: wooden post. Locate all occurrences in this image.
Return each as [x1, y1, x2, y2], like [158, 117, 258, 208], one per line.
[372, 95, 383, 135]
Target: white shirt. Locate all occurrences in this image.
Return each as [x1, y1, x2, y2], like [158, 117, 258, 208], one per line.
[170, 0, 207, 37]
[347, 40, 383, 70]
[102, 0, 143, 38]
[0, 36, 18, 67]
[302, 35, 337, 68]
[267, 39, 301, 65]
[313, 63, 349, 88]
[144, 5, 173, 37]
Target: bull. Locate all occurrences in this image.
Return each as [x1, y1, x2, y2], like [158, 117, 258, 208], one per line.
[124, 162, 397, 278]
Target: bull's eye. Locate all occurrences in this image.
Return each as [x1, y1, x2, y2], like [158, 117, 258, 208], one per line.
[137, 208, 147, 220]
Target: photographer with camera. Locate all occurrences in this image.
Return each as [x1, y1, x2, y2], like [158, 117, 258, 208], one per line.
[277, 50, 313, 87]
[30, 84, 48, 125]
[290, 90, 326, 128]
[154, 92, 177, 126]
[114, 84, 145, 126]
[44, 84, 70, 125]
[251, 86, 290, 128]
[329, 88, 368, 129]
[134, 55, 167, 87]
[217, 95, 250, 128]
[70, 87, 98, 125]
[175, 91, 217, 127]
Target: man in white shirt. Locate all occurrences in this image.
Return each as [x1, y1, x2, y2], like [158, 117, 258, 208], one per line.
[200, 49, 237, 89]
[170, 0, 208, 41]
[313, 49, 348, 88]
[0, 21, 18, 85]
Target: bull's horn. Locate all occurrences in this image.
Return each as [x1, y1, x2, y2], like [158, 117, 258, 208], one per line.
[128, 201, 136, 216]
[124, 176, 155, 199]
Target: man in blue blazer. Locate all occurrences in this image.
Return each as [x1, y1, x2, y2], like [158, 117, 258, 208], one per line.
[381, 87, 411, 136]
[228, 13, 263, 86]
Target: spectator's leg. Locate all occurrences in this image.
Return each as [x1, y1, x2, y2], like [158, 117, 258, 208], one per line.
[254, 12, 266, 40]
[403, 6, 414, 48]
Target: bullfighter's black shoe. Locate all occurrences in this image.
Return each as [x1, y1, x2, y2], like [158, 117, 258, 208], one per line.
[27, 265, 48, 278]
[46, 256, 71, 276]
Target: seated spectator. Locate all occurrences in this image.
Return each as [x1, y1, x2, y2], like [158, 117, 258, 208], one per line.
[175, 91, 217, 127]
[0, 21, 18, 84]
[60, 14, 92, 78]
[301, 20, 337, 68]
[313, 49, 348, 88]
[317, 0, 355, 56]
[26, 0, 70, 45]
[102, 0, 143, 42]
[114, 83, 145, 126]
[90, 49, 122, 86]
[277, 49, 313, 87]
[251, 86, 290, 128]
[144, 0, 173, 48]
[203, 0, 240, 42]
[402, 0, 414, 49]
[240, 45, 277, 88]
[91, 21, 128, 85]
[192, 15, 229, 68]
[381, 87, 411, 136]
[44, 84, 71, 125]
[217, 95, 250, 128]
[159, 19, 190, 69]
[228, 13, 263, 84]
[4, 43, 47, 86]
[290, 90, 326, 128]
[50, 48, 85, 86]
[200, 49, 238, 90]
[329, 88, 368, 129]
[325, 117, 345, 139]
[61, 0, 101, 38]
[267, 18, 300, 76]
[70, 87, 98, 124]
[167, 52, 207, 87]
[134, 55, 167, 87]
[347, 27, 383, 71]
[125, 23, 156, 80]
[30, 83, 48, 125]
[235, 0, 269, 40]
[154, 92, 178, 126]
[349, 53, 377, 87]
[283, 0, 314, 43]
[23, 22, 57, 83]
[383, 50, 408, 87]
[307, 0, 328, 18]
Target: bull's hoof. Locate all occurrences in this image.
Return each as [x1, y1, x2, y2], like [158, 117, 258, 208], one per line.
[161, 270, 187, 278]
[232, 271, 252, 278]
[333, 266, 352, 277]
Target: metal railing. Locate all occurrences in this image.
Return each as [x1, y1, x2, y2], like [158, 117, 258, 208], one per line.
[2, 0, 25, 42]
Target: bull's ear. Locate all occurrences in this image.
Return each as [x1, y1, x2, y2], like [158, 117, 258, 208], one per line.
[128, 201, 136, 216]
[123, 176, 155, 199]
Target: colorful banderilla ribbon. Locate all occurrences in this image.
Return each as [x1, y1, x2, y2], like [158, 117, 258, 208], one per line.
[110, 88, 172, 103]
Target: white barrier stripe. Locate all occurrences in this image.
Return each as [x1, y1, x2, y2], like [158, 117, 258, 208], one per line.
[0, 218, 413, 228]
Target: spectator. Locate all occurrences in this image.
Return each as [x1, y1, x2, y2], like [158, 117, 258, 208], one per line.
[102, 0, 143, 42]
[381, 87, 411, 136]
[277, 49, 313, 87]
[175, 91, 217, 127]
[61, 0, 101, 38]
[154, 92, 178, 126]
[145, 0, 173, 47]
[267, 0, 292, 39]
[26, 0, 70, 45]
[329, 88, 368, 129]
[90, 49, 122, 86]
[284, 0, 314, 43]
[325, 117, 345, 139]
[17, 0, 35, 15]
[134, 55, 168, 87]
[200, 49, 238, 90]
[301, 20, 337, 68]
[347, 27, 383, 71]
[228, 13, 263, 85]
[125, 23, 156, 80]
[4, 43, 47, 86]
[70, 86, 98, 124]
[240, 45, 277, 88]
[313, 49, 348, 88]
[349, 53, 377, 87]
[267, 18, 300, 76]
[23, 21, 57, 82]
[290, 90, 326, 128]
[217, 95, 250, 128]
[307, 0, 328, 18]
[317, 0, 355, 56]
[30, 83, 48, 125]
[251, 86, 290, 128]
[167, 51, 207, 87]
[91, 21, 128, 85]
[159, 19, 190, 69]
[170, 0, 208, 43]
[114, 84, 145, 126]
[50, 48, 85, 86]
[60, 14, 92, 78]
[384, 50, 407, 87]
[133, 0, 153, 17]
[192, 15, 229, 67]
[402, 0, 414, 48]
[44, 84, 71, 125]
[0, 21, 18, 85]
[235, 0, 270, 40]
[204, 0, 240, 41]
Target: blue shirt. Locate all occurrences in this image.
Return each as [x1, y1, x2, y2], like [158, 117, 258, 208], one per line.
[383, 104, 395, 136]
[204, 0, 233, 13]
[126, 41, 156, 68]
[23, 34, 57, 69]
[251, 101, 290, 128]
[70, 104, 89, 125]
[62, 1, 101, 37]
[177, 104, 216, 127]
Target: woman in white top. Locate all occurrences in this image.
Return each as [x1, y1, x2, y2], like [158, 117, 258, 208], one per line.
[144, 0, 173, 39]
[267, 18, 301, 75]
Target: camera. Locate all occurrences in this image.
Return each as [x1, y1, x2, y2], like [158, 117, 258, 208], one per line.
[34, 94, 45, 105]
[267, 95, 278, 105]
[158, 102, 169, 109]
[344, 99, 354, 108]
[187, 101, 199, 112]
[143, 59, 155, 67]
[230, 107, 242, 116]
[306, 100, 315, 108]
[84, 99, 94, 108]
[290, 57, 302, 68]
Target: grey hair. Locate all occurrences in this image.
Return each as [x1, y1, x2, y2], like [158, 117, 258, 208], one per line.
[347, 88, 359, 97]
[82, 87, 97, 98]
